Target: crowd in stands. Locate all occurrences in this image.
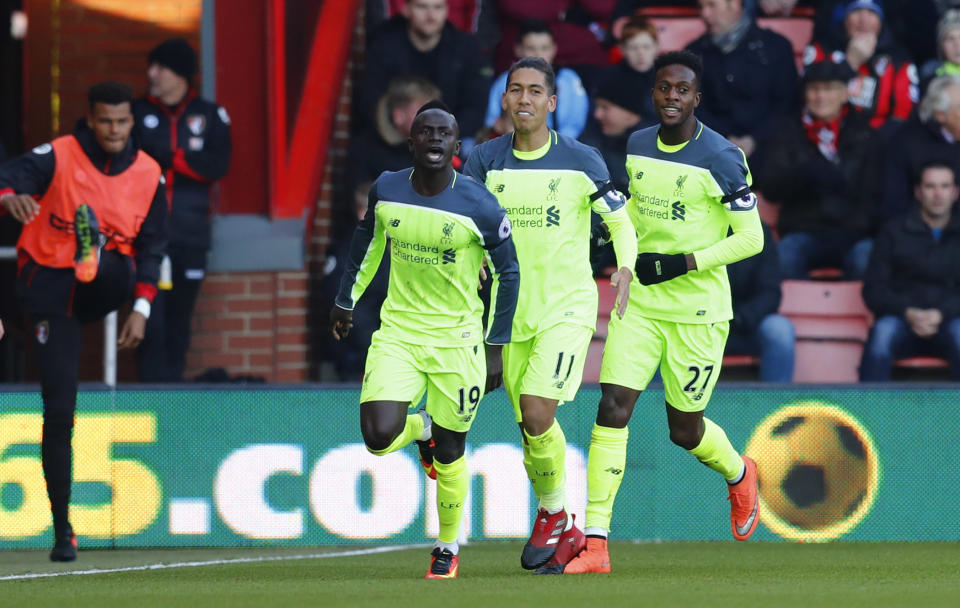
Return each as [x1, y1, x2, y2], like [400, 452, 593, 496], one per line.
[326, 0, 960, 383]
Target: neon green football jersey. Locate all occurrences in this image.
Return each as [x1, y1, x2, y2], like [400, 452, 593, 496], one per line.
[336, 168, 520, 347]
[625, 120, 761, 324]
[464, 130, 633, 340]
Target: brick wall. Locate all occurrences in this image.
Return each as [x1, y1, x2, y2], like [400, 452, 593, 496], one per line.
[24, 0, 201, 145]
[184, 272, 310, 382]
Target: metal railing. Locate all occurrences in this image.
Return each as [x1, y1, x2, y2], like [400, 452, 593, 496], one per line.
[0, 246, 117, 386]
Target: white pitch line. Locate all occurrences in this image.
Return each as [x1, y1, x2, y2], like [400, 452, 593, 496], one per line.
[0, 544, 427, 582]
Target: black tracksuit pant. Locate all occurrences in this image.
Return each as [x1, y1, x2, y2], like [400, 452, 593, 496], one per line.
[20, 251, 134, 537]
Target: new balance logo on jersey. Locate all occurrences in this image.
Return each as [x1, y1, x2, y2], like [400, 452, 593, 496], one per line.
[605, 467, 623, 475]
[494, 184, 505, 193]
[389, 218, 400, 227]
[546, 205, 560, 227]
[442, 248, 456, 264]
[672, 201, 686, 221]
[547, 177, 561, 202]
[634, 170, 644, 181]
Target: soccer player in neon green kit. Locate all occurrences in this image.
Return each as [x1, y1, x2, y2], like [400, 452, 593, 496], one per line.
[331, 102, 520, 579]
[464, 57, 638, 573]
[562, 50, 763, 575]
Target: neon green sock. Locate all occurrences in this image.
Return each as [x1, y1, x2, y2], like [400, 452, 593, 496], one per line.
[433, 455, 468, 544]
[687, 417, 744, 481]
[366, 413, 424, 456]
[523, 420, 566, 512]
[584, 423, 629, 533]
[521, 439, 541, 501]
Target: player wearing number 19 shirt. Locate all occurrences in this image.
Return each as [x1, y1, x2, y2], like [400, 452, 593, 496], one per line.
[464, 57, 638, 573]
[562, 51, 764, 575]
[330, 102, 519, 579]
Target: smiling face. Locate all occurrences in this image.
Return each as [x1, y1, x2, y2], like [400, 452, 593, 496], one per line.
[502, 67, 556, 135]
[409, 108, 460, 171]
[652, 63, 700, 128]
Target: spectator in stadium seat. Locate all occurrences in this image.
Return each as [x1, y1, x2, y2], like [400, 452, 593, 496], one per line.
[756, 57, 881, 279]
[813, 0, 941, 69]
[920, 9, 960, 93]
[598, 14, 658, 130]
[686, 0, 799, 160]
[725, 221, 795, 382]
[483, 19, 589, 140]
[611, 0, 812, 23]
[805, 0, 918, 133]
[880, 75, 960, 222]
[361, 0, 492, 144]
[349, 76, 442, 211]
[366, 0, 501, 59]
[580, 70, 651, 194]
[491, 0, 613, 73]
[860, 161, 960, 381]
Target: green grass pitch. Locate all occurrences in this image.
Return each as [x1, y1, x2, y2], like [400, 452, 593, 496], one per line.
[2, 542, 958, 607]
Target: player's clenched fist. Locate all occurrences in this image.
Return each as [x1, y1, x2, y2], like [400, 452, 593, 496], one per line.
[634, 252, 688, 285]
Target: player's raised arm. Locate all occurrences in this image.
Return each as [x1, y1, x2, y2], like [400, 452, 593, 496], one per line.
[331, 180, 388, 339]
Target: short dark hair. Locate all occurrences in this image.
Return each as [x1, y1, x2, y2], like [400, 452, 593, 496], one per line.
[518, 18, 553, 42]
[87, 81, 134, 111]
[415, 99, 453, 116]
[915, 159, 957, 185]
[653, 50, 703, 90]
[506, 56, 556, 95]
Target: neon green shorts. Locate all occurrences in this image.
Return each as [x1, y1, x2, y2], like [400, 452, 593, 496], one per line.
[360, 331, 486, 432]
[502, 323, 594, 423]
[599, 314, 729, 412]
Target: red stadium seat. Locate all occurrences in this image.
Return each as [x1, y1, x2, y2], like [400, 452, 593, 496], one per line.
[757, 16, 814, 68]
[723, 354, 759, 367]
[894, 356, 949, 369]
[647, 17, 706, 52]
[779, 280, 872, 382]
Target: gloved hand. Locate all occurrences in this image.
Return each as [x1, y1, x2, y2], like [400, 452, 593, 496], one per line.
[591, 221, 611, 248]
[635, 252, 688, 285]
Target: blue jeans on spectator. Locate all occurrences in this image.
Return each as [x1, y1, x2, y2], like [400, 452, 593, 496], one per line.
[860, 315, 960, 381]
[725, 314, 796, 382]
[778, 231, 873, 280]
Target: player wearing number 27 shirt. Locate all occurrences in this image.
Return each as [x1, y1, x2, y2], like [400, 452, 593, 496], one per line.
[563, 51, 765, 575]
